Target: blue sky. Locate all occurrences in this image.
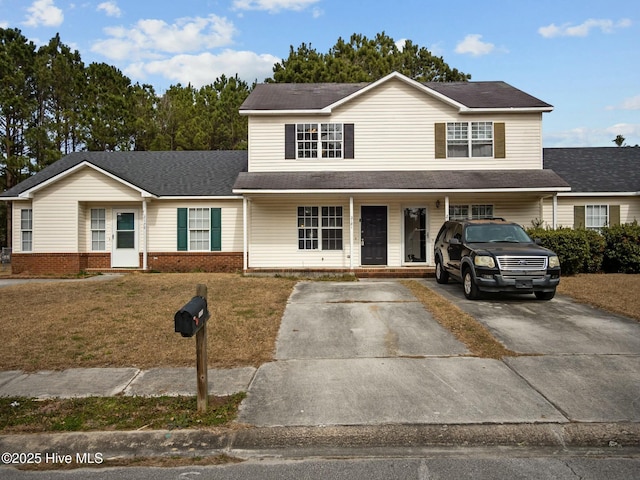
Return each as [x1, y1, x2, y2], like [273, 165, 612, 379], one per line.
[1, 0, 638, 147]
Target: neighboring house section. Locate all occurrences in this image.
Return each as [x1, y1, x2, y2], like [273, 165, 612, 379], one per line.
[1, 151, 247, 274]
[234, 71, 569, 272]
[543, 147, 640, 229]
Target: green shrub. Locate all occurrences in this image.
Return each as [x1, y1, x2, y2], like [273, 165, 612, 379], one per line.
[583, 228, 605, 273]
[601, 221, 640, 273]
[527, 227, 590, 275]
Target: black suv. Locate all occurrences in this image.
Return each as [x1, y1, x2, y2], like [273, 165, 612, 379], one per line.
[434, 218, 560, 300]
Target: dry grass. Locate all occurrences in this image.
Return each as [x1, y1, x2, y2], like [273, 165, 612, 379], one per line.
[558, 274, 640, 321]
[401, 280, 518, 359]
[0, 273, 296, 372]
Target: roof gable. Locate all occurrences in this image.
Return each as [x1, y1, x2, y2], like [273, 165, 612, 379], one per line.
[1, 151, 248, 199]
[240, 71, 553, 114]
[543, 147, 640, 193]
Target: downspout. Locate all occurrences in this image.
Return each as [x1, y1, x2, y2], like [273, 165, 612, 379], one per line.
[142, 199, 148, 270]
[349, 196, 354, 270]
[552, 194, 558, 229]
[243, 196, 248, 271]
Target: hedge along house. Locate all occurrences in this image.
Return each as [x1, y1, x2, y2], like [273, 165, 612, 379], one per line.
[2, 71, 578, 276]
[0, 151, 247, 274]
[233, 71, 569, 274]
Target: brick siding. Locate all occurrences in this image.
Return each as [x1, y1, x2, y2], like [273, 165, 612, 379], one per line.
[11, 252, 243, 275]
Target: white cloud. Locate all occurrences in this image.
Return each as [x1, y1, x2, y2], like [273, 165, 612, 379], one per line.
[233, 0, 320, 13]
[455, 34, 495, 56]
[606, 95, 640, 111]
[129, 50, 280, 88]
[97, 1, 121, 18]
[24, 0, 64, 27]
[538, 18, 632, 38]
[91, 15, 236, 61]
[0, 20, 8, 28]
[545, 123, 640, 147]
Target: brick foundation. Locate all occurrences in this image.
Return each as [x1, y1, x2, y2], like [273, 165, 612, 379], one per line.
[147, 252, 243, 273]
[11, 252, 243, 275]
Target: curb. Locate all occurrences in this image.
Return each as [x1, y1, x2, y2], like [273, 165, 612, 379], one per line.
[2, 423, 639, 462]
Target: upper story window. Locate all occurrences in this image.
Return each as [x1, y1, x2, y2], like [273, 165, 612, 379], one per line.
[296, 123, 343, 159]
[447, 122, 493, 158]
[286, 123, 354, 160]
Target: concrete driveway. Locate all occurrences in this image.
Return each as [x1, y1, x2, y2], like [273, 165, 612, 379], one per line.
[423, 279, 640, 423]
[238, 281, 571, 427]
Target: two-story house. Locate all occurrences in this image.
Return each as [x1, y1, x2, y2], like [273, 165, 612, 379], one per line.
[233, 71, 569, 274]
[6, 71, 636, 276]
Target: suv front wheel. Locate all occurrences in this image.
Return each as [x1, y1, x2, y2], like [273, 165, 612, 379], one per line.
[463, 268, 480, 300]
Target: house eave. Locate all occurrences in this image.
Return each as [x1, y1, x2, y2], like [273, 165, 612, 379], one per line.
[18, 161, 157, 199]
[557, 191, 640, 197]
[159, 195, 244, 200]
[234, 187, 572, 195]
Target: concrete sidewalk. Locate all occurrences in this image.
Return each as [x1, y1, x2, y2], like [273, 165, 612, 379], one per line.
[0, 367, 256, 399]
[1, 280, 640, 457]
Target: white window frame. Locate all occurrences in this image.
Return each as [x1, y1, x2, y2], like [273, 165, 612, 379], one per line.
[298, 206, 344, 250]
[449, 204, 494, 220]
[91, 208, 106, 251]
[447, 121, 493, 158]
[21, 208, 32, 252]
[296, 123, 343, 159]
[188, 207, 210, 251]
[586, 205, 608, 230]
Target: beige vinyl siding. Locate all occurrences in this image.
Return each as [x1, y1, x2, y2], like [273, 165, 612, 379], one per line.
[29, 168, 142, 253]
[146, 200, 243, 252]
[246, 194, 547, 268]
[247, 77, 544, 173]
[543, 196, 640, 229]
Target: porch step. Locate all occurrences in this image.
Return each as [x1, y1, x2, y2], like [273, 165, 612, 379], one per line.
[85, 268, 150, 274]
[244, 267, 435, 279]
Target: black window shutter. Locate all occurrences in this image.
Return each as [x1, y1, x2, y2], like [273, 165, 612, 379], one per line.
[344, 124, 354, 159]
[609, 205, 620, 226]
[285, 124, 296, 159]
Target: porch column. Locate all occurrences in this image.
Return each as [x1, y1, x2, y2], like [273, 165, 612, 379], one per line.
[444, 196, 450, 221]
[243, 196, 248, 271]
[552, 194, 558, 229]
[142, 199, 148, 270]
[349, 196, 354, 270]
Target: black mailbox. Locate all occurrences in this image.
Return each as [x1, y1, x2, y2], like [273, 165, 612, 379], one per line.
[174, 296, 210, 337]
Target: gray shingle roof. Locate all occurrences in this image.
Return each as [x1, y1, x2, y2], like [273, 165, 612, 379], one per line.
[240, 76, 552, 111]
[425, 81, 552, 109]
[1, 151, 248, 198]
[543, 147, 640, 193]
[233, 169, 570, 192]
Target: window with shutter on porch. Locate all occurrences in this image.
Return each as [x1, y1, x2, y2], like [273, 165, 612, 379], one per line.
[177, 208, 222, 251]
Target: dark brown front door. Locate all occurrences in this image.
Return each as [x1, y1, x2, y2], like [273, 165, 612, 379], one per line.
[361, 206, 387, 265]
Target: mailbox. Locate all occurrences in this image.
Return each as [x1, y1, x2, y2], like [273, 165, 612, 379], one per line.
[174, 296, 210, 337]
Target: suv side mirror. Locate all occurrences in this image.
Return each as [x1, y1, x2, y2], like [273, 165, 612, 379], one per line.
[534, 238, 542, 245]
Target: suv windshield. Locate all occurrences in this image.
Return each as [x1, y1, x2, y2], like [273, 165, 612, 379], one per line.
[464, 224, 533, 243]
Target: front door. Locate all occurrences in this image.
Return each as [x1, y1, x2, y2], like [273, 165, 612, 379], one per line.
[112, 210, 139, 268]
[361, 206, 387, 265]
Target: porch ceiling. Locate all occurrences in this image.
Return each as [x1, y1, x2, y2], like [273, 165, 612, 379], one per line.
[233, 169, 571, 194]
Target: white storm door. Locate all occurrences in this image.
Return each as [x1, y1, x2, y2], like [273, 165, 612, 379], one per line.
[112, 210, 139, 267]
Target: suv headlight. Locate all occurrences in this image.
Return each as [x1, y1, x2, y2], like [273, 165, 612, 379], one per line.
[474, 255, 495, 268]
[549, 256, 560, 268]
